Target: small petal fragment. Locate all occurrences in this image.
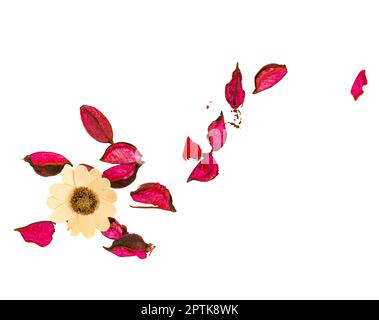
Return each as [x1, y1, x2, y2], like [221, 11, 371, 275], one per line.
[253, 63, 287, 94]
[100, 142, 143, 165]
[130, 183, 176, 212]
[187, 153, 219, 183]
[225, 63, 245, 109]
[102, 163, 142, 188]
[104, 233, 155, 259]
[15, 221, 55, 247]
[183, 137, 202, 161]
[80, 105, 114, 144]
[80, 163, 94, 171]
[24, 152, 72, 177]
[351, 70, 367, 101]
[101, 217, 128, 240]
[207, 112, 227, 151]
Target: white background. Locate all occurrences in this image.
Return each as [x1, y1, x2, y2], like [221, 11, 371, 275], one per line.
[1, 0, 379, 299]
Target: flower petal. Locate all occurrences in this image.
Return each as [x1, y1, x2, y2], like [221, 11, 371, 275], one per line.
[67, 217, 80, 236]
[183, 137, 202, 161]
[89, 178, 111, 197]
[100, 142, 143, 165]
[101, 189, 117, 203]
[61, 165, 75, 186]
[225, 63, 245, 109]
[102, 164, 142, 189]
[351, 70, 367, 101]
[96, 200, 116, 217]
[89, 168, 102, 182]
[77, 215, 96, 238]
[15, 221, 55, 247]
[94, 215, 111, 232]
[49, 184, 74, 201]
[187, 153, 219, 182]
[253, 63, 287, 94]
[104, 233, 154, 259]
[23, 152, 72, 177]
[74, 165, 92, 187]
[101, 217, 128, 240]
[47, 196, 65, 209]
[207, 112, 227, 151]
[51, 203, 75, 223]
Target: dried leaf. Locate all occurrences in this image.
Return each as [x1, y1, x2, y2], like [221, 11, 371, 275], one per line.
[183, 137, 202, 161]
[102, 163, 142, 188]
[101, 218, 128, 240]
[130, 183, 176, 212]
[187, 153, 219, 182]
[104, 233, 155, 259]
[207, 112, 227, 151]
[15, 221, 55, 247]
[225, 63, 245, 109]
[253, 63, 287, 94]
[80, 105, 114, 144]
[351, 70, 367, 101]
[24, 152, 72, 177]
[100, 142, 143, 165]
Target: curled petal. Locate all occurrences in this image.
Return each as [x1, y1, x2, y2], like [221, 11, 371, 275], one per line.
[102, 163, 142, 189]
[23, 152, 72, 177]
[183, 137, 202, 161]
[253, 63, 287, 94]
[15, 221, 55, 247]
[207, 112, 227, 151]
[101, 217, 128, 240]
[225, 63, 245, 109]
[100, 142, 143, 165]
[187, 153, 219, 182]
[80, 105, 114, 144]
[351, 70, 367, 101]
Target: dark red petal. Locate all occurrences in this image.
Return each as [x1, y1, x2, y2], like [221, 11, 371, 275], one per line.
[187, 153, 219, 182]
[15, 221, 55, 247]
[130, 183, 176, 212]
[80, 105, 114, 144]
[79, 163, 94, 171]
[100, 142, 143, 165]
[225, 63, 245, 109]
[183, 137, 202, 161]
[207, 112, 227, 151]
[102, 163, 143, 188]
[351, 70, 367, 101]
[104, 233, 155, 259]
[253, 63, 287, 94]
[101, 218, 128, 240]
[23, 152, 72, 177]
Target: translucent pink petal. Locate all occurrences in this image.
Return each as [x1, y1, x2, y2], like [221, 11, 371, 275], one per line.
[187, 153, 219, 182]
[102, 163, 142, 188]
[351, 70, 367, 101]
[101, 218, 128, 240]
[15, 221, 55, 247]
[130, 183, 176, 212]
[225, 63, 245, 109]
[104, 233, 154, 259]
[80, 105, 114, 144]
[100, 142, 143, 165]
[23, 152, 72, 177]
[253, 64, 287, 94]
[183, 137, 202, 161]
[207, 112, 227, 151]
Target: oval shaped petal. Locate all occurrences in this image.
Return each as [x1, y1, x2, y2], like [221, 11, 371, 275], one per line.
[187, 153, 219, 183]
[102, 163, 142, 189]
[23, 152, 72, 177]
[15, 221, 55, 247]
[104, 233, 154, 259]
[100, 142, 143, 165]
[351, 70, 367, 101]
[207, 112, 227, 151]
[225, 63, 245, 109]
[253, 63, 287, 94]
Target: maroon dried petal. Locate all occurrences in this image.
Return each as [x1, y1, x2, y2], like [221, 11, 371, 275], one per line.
[130, 183, 176, 212]
[104, 233, 155, 259]
[79, 163, 94, 171]
[225, 63, 245, 109]
[187, 153, 219, 182]
[101, 218, 128, 240]
[80, 105, 114, 144]
[183, 137, 202, 161]
[23, 152, 72, 177]
[103, 163, 142, 188]
[15, 221, 55, 247]
[351, 70, 367, 101]
[100, 142, 143, 165]
[207, 112, 227, 151]
[253, 63, 287, 94]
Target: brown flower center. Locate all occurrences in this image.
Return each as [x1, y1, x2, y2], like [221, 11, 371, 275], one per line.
[70, 187, 98, 215]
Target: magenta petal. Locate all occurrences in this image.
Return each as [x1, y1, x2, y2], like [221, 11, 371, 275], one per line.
[183, 137, 202, 161]
[103, 163, 142, 188]
[351, 70, 367, 101]
[101, 218, 128, 240]
[207, 112, 227, 151]
[130, 183, 176, 212]
[80, 105, 114, 144]
[104, 233, 154, 258]
[15, 221, 55, 247]
[187, 153, 219, 183]
[225, 63, 245, 109]
[24, 152, 72, 177]
[253, 63, 287, 94]
[100, 142, 143, 165]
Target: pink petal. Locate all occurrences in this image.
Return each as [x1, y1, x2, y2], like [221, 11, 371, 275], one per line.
[207, 112, 227, 151]
[130, 183, 176, 212]
[104, 233, 154, 259]
[79, 163, 94, 171]
[15, 221, 55, 247]
[183, 137, 202, 161]
[253, 63, 287, 94]
[187, 153, 219, 183]
[225, 63, 245, 109]
[100, 142, 143, 165]
[351, 70, 367, 101]
[23, 152, 72, 177]
[80, 105, 114, 144]
[102, 163, 143, 188]
[101, 218, 128, 240]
